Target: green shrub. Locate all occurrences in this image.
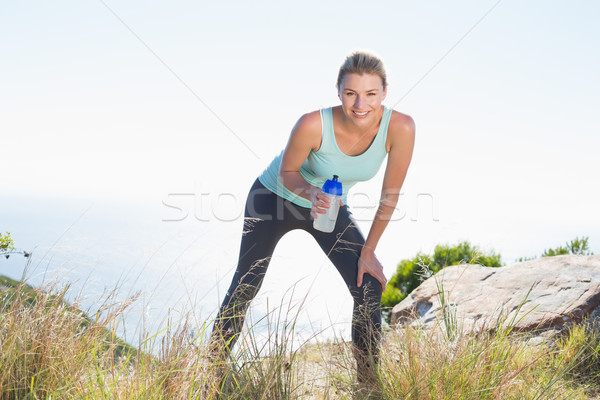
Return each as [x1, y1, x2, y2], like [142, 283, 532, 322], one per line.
[542, 236, 593, 257]
[0, 232, 14, 253]
[1, 232, 29, 259]
[517, 236, 594, 262]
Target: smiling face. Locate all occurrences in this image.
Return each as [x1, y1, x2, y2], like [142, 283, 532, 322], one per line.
[338, 73, 387, 126]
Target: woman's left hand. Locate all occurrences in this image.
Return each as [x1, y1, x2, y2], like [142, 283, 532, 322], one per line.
[357, 248, 387, 292]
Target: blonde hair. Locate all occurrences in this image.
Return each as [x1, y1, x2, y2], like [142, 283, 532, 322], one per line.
[336, 51, 388, 90]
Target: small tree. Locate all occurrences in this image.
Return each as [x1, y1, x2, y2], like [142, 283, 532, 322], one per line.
[1, 232, 15, 253]
[518, 236, 594, 261]
[1, 232, 30, 259]
[561, 236, 592, 256]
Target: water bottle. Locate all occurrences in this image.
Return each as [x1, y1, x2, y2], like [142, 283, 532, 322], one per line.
[313, 175, 343, 233]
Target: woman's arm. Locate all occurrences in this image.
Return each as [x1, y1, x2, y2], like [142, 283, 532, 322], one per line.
[278, 111, 323, 203]
[279, 111, 344, 219]
[357, 112, 416, 291]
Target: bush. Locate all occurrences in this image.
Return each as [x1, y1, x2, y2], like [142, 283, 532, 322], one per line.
[1, 232, 30, 259]
[0, 232, 14, 253]
[382, 241, 502, 323]
[517, 236, 594, 262]
[542, 236, 594, 257]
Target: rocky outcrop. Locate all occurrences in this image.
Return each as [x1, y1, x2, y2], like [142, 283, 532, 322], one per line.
[390, 255, 600, 334]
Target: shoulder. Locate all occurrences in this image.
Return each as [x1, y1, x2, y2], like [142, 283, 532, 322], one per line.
[388, 109, 415, 137]
[290, 109, 323, 151]
[386, 108, 415, 153]
[295, 109, 322, 131]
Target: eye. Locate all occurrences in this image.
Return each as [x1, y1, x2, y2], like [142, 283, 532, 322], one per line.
[368, 92, 377, 96]
[345, 92, 355, 96]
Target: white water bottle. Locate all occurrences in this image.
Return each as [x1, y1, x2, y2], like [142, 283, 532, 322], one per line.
[313, 175, 343, 233]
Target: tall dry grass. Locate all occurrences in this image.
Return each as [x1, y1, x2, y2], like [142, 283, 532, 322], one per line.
[1, 273, 599, 399]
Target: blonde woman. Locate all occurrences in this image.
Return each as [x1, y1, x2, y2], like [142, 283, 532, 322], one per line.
[211, 51, 416, 385]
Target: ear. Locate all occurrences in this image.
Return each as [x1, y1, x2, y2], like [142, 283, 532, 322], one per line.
[382, 85, 388, 101]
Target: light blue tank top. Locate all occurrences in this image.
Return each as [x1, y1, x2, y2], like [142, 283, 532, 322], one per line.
[258, 105, 392, 208]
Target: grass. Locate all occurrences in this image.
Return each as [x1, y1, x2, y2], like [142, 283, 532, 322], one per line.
[1, 273, 599, 399]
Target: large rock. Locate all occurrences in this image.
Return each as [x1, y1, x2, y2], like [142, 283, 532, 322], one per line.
[390, 255, 600, 334]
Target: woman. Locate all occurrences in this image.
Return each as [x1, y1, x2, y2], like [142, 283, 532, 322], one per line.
[211, 51, 415, 383]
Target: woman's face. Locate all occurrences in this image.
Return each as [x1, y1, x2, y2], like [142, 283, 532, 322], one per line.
[338, 73, 387, 125]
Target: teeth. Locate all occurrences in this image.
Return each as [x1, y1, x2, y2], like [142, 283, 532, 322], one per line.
[354, 111, 368, 116]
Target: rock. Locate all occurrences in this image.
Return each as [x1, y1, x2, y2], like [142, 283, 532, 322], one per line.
[390, 255, 600, 335]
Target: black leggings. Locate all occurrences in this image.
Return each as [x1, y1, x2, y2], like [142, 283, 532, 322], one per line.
[211, 178, 382, 377]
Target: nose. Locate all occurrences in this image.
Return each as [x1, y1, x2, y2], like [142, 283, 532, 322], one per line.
[354, 95, 366, 109]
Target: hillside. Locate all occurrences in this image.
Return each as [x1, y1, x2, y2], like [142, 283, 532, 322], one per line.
[1, 273, 599, 399]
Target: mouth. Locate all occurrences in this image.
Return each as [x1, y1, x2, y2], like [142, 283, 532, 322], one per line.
[352, 110, 369, 118]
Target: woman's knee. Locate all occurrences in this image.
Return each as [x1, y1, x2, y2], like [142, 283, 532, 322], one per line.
[351, 273, 382, 304]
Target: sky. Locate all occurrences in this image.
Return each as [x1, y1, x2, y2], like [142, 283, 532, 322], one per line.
[1, 1, 600, 342]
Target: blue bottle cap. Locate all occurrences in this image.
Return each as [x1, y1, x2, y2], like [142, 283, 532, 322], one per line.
[322, 175, 343, 196]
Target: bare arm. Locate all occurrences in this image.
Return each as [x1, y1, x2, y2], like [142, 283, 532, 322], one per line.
[278, 111, 323, 203]
[365, 113, 415, 251]
[357, 112, 416, 290]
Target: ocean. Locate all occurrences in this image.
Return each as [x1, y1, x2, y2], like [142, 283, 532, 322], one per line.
[1, 194, 356, 353]
[3, 189, 599, 355]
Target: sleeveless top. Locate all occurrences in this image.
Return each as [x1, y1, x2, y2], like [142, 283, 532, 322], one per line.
[258, 105, 393, 208]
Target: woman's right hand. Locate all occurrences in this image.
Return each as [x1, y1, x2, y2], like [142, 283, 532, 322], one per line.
[310, 189, 343, 220]
[310, 190, 330, 219]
